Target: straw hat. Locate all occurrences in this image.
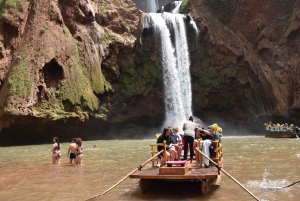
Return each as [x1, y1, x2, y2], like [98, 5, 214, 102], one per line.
[174, 126, 179, 132]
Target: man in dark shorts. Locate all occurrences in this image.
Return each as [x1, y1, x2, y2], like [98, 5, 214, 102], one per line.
[67, 138, 77, 163]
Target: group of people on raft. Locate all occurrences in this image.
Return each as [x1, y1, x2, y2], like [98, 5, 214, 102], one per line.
[156, 116, 222, 168]
[52, 137, 84, 165]
[264, 122, 300, 133]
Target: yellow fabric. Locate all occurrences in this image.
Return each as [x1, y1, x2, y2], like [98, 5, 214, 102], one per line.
[174, 126, 179, 131]
[211, 123, 219, 132]
[155, 133, 161, 140]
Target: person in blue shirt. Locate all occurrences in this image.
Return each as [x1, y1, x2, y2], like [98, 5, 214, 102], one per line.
[170, 126, 182, 160]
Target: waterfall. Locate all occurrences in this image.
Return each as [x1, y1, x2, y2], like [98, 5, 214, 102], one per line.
[171, 1, 182, 14]
[132, 0, 159, 13]
[143, 13, 199, 127]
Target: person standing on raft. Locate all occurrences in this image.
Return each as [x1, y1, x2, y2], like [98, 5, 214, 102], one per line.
[182, 116, 198, 163]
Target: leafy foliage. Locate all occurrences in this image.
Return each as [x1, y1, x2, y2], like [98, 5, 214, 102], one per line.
[0, 0, 27, 17]
[179, 0, 188, 14]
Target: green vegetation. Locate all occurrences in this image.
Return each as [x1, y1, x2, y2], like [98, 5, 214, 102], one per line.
[104, 78, 113, 92]
[224, 67, 236, 78]
[60, 38, 100, 111]
[98, 3, 108, 15]
[121, 6, 130, 12]
[200, 57, 210, 68]
[195, 21, 203, 32]
[198, 68, 222, 89]
[121, 19, 127, 26]
[40, 24, 49, 34]
[62, 101, 72, 112]
[91, 65, 105, 94]
[119, 62, 159, 97]
[3, 107, 21, 115]
[275, 0, 293, 9]
[223, 57, 231, 66]
[194, 48, 244, 110]
[194, 66, 245, 110]
[203, 0, 237, 22]
[101, 34, 114, 42]
[118, 36, 161, 98]
[198, 46, 205, 60]
[0, 0, 5, 16]
[1, 0, 26, 9]
[8, 50, 34, 99]
[237, 69, 248, 84]
[62, 25, 70, 37]
[179, 0, 188, 14]
[0, 0, 27, 17]
[272, 14, 290, 32]
[120, 19, 129, 31]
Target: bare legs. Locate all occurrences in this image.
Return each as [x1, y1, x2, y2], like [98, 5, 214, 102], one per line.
[168, 147, 177, 161]
[52, 153, 61, 164]
[174, 145, 182, 160]
[75, 154, 83, 165]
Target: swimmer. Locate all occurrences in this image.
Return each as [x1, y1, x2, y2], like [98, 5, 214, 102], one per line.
[75, 138, 83, 165]
[67, 138, 77, 163]
[52, 137, 61, 164]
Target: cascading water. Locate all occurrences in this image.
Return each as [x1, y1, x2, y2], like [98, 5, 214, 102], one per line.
[171, 1, 182, 14]
[132, 0, 159, 13]
[143, 12, 199, 128]
[159, 1, 182, 13]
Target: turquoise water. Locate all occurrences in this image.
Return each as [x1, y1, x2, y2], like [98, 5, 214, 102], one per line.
[0, 137, 300, 201]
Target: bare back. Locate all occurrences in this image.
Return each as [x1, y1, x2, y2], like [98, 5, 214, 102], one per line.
[68, 142, 77, 153]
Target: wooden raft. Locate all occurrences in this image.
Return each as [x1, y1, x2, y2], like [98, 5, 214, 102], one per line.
[265, 131, 299, 138]
[129, 140, 223, 195]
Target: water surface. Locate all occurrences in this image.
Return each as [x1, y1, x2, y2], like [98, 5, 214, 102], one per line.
[0, 136, 300, 201]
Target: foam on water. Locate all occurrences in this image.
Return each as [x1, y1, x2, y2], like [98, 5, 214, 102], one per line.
[246, 168, 291, 192]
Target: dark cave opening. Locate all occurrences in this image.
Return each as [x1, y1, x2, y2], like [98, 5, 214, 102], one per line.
[43, 58, 64, 89]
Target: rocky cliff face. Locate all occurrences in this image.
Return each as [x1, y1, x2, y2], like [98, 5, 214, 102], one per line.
[0, 0, 299, 145]
[0, 0, 164, 145]
[186, 0, 300, 130]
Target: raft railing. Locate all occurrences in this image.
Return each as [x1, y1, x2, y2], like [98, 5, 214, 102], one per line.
[196, 139, 222, 165]
[150, 139, 222, 167]
[211, 140, 222, 163]
[150, 141, 167, 167]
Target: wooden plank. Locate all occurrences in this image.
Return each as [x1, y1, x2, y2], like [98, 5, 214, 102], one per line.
[129, 173, 218, 180]
[129, 166, 219, 180]
[159, 166, 188, 175]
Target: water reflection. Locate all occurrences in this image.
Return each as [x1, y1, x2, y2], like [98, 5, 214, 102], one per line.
[0, 137, 300, 200]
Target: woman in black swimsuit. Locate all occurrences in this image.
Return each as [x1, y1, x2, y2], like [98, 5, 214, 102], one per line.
[75, 138, 83, 165]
